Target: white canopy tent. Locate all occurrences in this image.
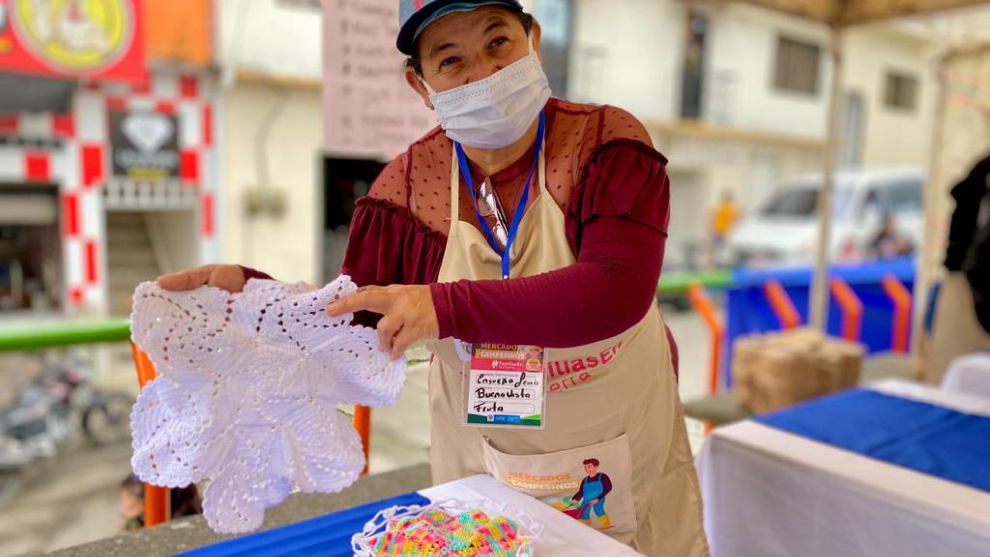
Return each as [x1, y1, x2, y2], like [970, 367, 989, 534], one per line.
[724, 0, 990, 353]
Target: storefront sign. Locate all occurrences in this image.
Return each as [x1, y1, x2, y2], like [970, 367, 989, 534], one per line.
[109, 109, 180, 179]
[0, 2, 11, 54]
[0, 0, 146, 84]
[323, 0, 435, 155]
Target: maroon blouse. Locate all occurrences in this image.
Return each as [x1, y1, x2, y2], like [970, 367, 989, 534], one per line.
[245, 99, 679, 370]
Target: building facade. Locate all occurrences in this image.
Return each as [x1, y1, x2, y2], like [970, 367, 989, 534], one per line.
[566, 0, 937, 268]
[0, 0, 217, 320]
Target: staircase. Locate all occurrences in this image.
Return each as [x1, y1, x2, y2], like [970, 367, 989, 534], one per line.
[106, 212, 162, 317]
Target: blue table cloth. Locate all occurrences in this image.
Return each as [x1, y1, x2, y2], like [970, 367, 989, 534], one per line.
[174, 491, 431, 557]
[756, 388, 990, 493]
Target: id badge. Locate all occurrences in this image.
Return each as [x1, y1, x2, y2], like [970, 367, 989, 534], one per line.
[464, 343, 547, 429]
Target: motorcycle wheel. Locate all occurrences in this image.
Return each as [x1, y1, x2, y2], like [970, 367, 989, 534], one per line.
[82, 392, 135, 446]
[0, 470, 21, 509]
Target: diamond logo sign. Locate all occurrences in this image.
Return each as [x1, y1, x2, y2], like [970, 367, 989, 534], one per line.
[122, 112, 173, 153]
[110, 108, 180, 180]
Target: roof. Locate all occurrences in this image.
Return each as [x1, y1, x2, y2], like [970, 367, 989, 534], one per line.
[728, 0, 990, 27]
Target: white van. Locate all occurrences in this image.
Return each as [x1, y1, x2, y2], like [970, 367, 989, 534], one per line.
[726, 168, 924, 267]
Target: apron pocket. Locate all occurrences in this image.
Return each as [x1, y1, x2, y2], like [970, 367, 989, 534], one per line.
[481, 434, 638, 536]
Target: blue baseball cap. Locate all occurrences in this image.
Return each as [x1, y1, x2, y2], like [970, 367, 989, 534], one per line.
[397, 0, 525, 55]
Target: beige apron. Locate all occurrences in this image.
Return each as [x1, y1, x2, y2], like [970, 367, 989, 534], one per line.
[427, 143, 709, 557]
[928, 272, 990, 384]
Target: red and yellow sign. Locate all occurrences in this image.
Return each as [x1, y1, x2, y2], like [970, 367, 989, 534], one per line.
[0, 0, 145, 84]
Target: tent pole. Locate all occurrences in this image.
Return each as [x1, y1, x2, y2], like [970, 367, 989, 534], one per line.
[810, 26, 844, 331]
[911, 54, 950, 366]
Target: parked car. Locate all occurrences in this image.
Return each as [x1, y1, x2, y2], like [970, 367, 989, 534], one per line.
[726, 168, 924, 267]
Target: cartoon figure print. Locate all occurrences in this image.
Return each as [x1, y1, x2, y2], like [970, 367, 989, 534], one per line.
[565, 458, 613, 530]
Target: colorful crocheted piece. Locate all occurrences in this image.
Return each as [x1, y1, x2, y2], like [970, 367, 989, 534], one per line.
[368, 509, 522, 557]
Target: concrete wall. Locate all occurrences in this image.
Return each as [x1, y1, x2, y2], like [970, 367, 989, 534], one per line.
[567, 0, 935, 157]
[218, 0, 323, 80]
[218, 84, 323, 284]
[567, 0, 682, 120]
[705, 3, 832, 139]
[843, 24, 935, 167]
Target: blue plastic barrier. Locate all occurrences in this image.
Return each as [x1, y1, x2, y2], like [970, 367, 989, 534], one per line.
[723, 258, 916, 387]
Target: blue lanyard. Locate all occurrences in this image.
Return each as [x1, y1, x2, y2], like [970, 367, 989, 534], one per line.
[455, 111, 546, 279]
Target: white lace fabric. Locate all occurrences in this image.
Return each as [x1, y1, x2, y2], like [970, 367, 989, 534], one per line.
[130, 276, 405, 534]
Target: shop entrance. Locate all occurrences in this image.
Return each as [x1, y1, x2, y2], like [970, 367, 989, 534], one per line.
[322, 156, 387, 283]
[0, 184, 62, 314]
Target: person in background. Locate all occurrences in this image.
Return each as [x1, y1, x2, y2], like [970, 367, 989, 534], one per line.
[929, 152, 990, 383]
[709, 189, 739, 267]
[120, 474, 204, 531]
[119, 475, 145, 531]
[869, 213, 914, 259]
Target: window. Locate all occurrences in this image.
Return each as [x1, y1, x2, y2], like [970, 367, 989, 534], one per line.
[878, 178, 923, 214]
[884, 72, 919, 111]
[762, 187, 854, 218]
[535, 0, 572, 98]
[680, 12, 708, 119]
[773, 37, 821, 95]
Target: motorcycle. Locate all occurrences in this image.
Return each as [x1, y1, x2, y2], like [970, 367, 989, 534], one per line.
[0, 352, 134, 508]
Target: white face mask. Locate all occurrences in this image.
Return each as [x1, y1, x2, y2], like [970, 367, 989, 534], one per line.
[423, 36, 552, 150]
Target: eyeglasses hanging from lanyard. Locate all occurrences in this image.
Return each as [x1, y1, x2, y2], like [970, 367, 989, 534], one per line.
[455, 111, 546, 280]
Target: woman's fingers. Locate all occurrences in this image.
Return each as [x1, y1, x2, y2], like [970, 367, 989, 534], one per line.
[325, 287, 389, 317]
[376, 315, 402, 355]
[157, 265, 216, 291]
[390, 327, 420, 360]
[324, 284, 437, 360]
[206, 265, 246, 293]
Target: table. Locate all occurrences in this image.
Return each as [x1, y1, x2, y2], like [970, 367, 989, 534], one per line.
[50, 462, 642, 557]
[46, 464, 435, 557]
[696, 380, 990, 557]
[172, 475, 642, 557]
[423, 475, 644, 557]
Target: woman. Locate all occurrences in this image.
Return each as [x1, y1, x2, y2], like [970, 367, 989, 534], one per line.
[158, 1, 708, 554]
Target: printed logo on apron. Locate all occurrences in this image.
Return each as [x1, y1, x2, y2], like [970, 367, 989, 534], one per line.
[481, 434, 637, 535]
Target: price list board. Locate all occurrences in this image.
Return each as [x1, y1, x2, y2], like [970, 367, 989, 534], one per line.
[323, 0, 436, 155]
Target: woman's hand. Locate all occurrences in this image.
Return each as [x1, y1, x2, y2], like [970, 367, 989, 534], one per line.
[156, 264, 247, 294]
[325, 285, 439, 360]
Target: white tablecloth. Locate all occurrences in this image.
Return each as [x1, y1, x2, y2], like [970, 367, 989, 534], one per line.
[696, 380, 990, 557]
[421, 474, 645, 557]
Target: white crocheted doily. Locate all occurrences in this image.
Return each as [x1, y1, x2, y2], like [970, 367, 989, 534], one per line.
[129, 276, 405, 534]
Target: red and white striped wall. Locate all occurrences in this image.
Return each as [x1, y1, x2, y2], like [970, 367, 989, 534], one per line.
[0, 69, 218, 316]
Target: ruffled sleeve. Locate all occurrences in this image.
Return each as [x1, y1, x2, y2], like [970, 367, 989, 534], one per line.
[567, 139, 670, 253]
[341, 197, 446, 288]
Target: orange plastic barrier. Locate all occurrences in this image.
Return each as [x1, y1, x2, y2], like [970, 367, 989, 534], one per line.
[354, 405, 371, 475]
[764, 280, 801, 330]
[131, 344, 170, 527]
[881, 274, 912, 353]
[830, 277, 863, 342]
[687, 284, 724, 435]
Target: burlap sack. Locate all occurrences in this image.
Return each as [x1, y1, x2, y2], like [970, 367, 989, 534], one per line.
[732, 329, 864, 414]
